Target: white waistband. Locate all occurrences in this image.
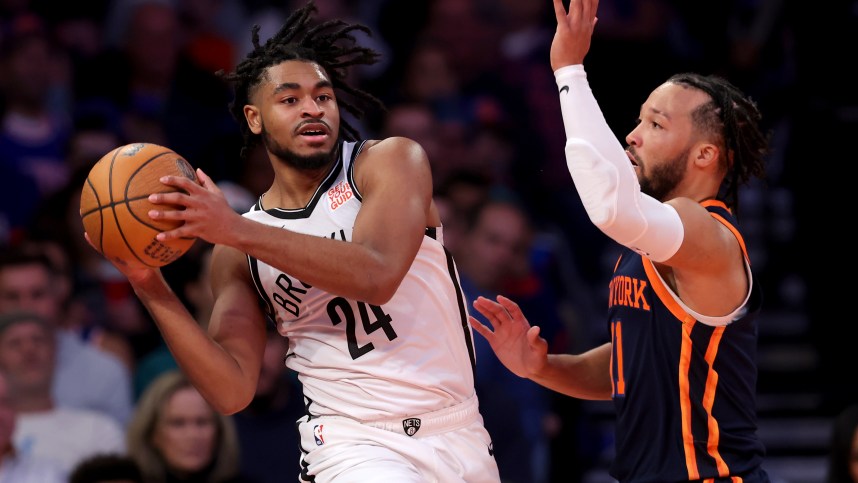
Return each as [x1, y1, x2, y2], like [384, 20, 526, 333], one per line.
[363, 394, 480, 438]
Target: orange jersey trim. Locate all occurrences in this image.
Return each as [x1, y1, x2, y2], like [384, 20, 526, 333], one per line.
[678, 322, 699, 479]
[616, 323, 625, 395]
[642, 258, 733, 478]
[703, 327, 731, 476]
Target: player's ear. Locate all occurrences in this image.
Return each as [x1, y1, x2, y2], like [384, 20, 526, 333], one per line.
[244, 105, 262, 134]
[693, 142, 720, 170]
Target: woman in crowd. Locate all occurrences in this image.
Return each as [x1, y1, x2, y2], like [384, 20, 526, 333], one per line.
[127, 369, 250, 483]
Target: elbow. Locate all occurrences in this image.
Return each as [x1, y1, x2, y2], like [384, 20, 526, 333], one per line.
[210, 387, 254, 416]
[361, 284, 398, 306]
[359, 272, 402, 306]
[586, 206, 615, 231]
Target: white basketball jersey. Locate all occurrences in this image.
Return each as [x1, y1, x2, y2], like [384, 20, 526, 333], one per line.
[242, 141, 477, 421]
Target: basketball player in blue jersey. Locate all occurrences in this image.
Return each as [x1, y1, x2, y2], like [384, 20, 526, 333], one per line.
[83, 1, 500, 482]
[471, 0, 772, 481]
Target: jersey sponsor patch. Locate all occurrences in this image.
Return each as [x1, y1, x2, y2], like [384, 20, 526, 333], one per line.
[327, 180, 354, 210]
[402, 418, 421, 436]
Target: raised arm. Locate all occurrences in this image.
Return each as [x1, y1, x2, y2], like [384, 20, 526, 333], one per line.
[551, 0, 686, 264]
[551, 0, 750, 317]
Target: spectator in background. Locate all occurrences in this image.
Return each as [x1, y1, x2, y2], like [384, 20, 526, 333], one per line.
[389, 40, 473, 185]
[456, 196, 569, 483]
[12, 232, 137, 372]
[0, 13, 73, 240]
[69, 454, 144, 483]
[233, 327, 304, 483]
[177, 0, 240, 74]
[26, 168, 159, 369]
[827, 405, 858, 483]
[0, 311, 126, 476]
[0, 246, 134, 426]
[127, 370, 250, 483]
[434, 170, 493, 223]
[378, 102, 443, 182]
[82, 0, 241, 183]
[0, 368, 65, 483]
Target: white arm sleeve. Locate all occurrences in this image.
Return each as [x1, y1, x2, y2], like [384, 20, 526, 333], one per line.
[555, 65, 684, 262]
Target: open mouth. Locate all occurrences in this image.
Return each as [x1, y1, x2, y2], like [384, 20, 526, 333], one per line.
[626, 150, 638, 167]
[297, 122, 329, 137]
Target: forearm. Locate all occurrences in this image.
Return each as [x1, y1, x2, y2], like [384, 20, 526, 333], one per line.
[129, 273, 256, 413]
[228, 216, 404, 305]
[530, 343, 613, 400]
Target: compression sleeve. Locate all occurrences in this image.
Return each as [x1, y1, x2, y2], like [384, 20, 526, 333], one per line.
[555, 65, 684, 262]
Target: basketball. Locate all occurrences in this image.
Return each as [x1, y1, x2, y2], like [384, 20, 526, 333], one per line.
[80, 143, 198, 268]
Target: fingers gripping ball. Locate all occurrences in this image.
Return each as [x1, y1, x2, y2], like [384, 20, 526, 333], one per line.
[80, 143, 198, 268]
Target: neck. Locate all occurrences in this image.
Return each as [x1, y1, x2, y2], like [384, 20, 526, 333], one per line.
[267, 161, 336, 209]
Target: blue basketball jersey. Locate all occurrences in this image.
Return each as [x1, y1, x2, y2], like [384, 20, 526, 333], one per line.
[607, 200, 768, 482]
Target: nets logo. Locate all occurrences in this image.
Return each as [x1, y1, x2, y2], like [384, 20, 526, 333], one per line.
[328, 180, 354, 210]
[402, 418, 421, 437]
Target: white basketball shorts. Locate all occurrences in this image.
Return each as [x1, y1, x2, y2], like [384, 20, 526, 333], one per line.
[296, 394, 500, 482]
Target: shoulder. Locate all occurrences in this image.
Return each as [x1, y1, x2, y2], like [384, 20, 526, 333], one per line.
[352, 137, 431, 184]
[665, 197, 730, 235]
[357, 137, 428, 167]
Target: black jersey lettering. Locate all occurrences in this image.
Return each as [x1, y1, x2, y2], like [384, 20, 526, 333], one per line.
[273, 274, 312, 317]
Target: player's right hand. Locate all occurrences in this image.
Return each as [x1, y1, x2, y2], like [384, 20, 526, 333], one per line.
[83, 232, 160, 284]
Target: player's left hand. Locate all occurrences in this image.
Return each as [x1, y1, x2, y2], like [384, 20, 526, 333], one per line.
[470, 295, 549, 379]
[550, 0, 599, 71]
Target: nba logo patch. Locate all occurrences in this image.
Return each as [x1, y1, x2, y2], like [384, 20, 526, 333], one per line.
[402, 418, 421, 437]
[313, 425, 325, 446]
[327, 180, 354, 210]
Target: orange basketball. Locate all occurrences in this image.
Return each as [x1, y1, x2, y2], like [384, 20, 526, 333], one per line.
[80, 143, 198, 268]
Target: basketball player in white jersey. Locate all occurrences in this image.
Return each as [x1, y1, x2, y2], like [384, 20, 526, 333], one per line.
[84, 1, 500, 482]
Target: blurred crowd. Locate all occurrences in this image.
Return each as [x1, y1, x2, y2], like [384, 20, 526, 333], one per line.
[0, 0, 855, 482]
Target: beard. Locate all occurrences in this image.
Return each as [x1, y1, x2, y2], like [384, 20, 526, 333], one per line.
[260, 122, 335, 171]
[636, 147, 689, 202]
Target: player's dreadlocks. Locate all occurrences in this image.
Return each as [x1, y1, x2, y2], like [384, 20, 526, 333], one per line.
[219, 0, 385, 159]
[668, 73, 770, 217]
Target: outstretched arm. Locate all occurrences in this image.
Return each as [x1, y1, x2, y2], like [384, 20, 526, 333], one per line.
[471, 296, 612, 400]
[551, 0, 749, 317]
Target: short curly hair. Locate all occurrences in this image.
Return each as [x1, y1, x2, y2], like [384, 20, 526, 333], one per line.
[219, 0, 385, 159]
